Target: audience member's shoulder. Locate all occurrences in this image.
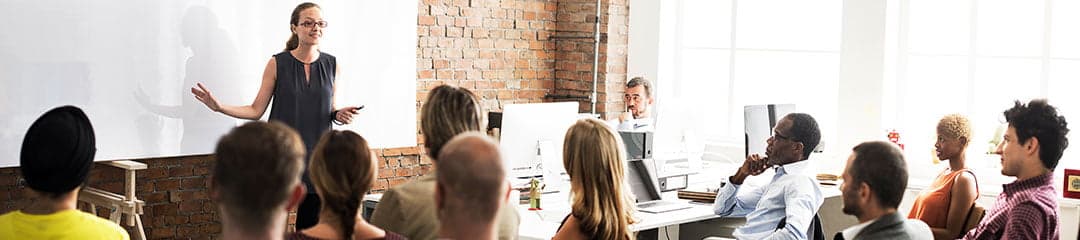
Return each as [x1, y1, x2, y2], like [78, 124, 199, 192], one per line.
[783, 173, 822, 190]
[0, 210, 15, 220]
[0, 210, 16, 230]
[390, 175, 437, 197]
[72, 210, 131, 240]
[903, 218, 933, 240]
[552, 215, 589, 240]
[382, 230, 409, 240]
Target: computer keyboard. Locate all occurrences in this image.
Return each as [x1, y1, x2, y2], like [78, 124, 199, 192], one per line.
[638, 201, 678, 209]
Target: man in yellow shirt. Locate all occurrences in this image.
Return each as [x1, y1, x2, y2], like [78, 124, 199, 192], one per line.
[0, 106, 130, 239]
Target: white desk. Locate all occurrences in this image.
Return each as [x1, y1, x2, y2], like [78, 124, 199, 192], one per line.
[517, 200, 741, 240]
[362, 189, 741, 240]
[516, 183, 746, 240]
[362, 178, 844, 240]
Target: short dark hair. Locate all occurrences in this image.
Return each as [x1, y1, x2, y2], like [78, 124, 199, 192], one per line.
[212, 121, 305, 233]
[786, 113, 821, 159]
[626, 77, 653, 98]
[850, 141, 908, 209]
[1004, 99, 1070, 169]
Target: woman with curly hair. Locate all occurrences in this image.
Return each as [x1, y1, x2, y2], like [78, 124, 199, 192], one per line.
[908, 114, 980, 239]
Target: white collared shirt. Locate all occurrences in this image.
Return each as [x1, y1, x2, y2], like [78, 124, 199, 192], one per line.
[712, 160, 824, 240]
[607, 117, 654, 131]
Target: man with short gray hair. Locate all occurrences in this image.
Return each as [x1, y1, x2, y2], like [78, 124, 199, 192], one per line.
[609, 77, 656, 131]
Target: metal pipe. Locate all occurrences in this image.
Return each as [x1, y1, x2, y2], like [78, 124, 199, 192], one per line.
[590, 0, 602, 115]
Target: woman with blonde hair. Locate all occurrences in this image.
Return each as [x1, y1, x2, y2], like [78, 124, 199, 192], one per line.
[553, 118, 637, 240]
[908, 114, 979, 239]
[287, 130, 405, 240]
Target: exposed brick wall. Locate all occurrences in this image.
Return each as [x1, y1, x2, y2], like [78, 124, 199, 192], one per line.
[417, 0, 559, 113]
[0, 0, 631, 238]
[552, 0, 629, 117]
[0, 155, 219, 239]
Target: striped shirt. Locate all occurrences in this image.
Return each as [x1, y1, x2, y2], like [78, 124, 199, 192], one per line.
[962, 173, 1059, 240]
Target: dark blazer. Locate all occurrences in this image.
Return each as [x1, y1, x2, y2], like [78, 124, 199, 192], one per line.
[843, 212, 933, 240]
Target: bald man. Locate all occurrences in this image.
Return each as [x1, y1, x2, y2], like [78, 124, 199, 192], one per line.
[435, 132, 510, 240]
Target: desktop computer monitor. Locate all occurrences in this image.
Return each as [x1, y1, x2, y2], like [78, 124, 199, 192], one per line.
[649, 99, 704, 171]
[499, 102, 580, 181]
[743, 104, 796, 157]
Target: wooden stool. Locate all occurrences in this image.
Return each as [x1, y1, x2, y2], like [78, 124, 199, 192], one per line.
[78, 160, 147, 240]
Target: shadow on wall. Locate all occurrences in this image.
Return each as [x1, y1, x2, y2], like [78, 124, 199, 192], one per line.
[134, 5, 242, 154]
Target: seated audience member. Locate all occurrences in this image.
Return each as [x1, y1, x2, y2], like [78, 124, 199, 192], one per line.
[434, 133, 510, 240]
[553, 118, 637, 240]
[211, 121, 306, 240]
[712, 113, 823, 240]
[288, 130, 405, 240]
[908, 114, 979, 239]
[838, 141, 933, 240]
[608, 77, 656, 131]
[0, 106, 130, 239]
[963, 99, 1069, 239]
[369, 85, 519, 240]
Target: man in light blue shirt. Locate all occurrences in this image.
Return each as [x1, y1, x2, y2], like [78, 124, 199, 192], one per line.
[713, 113, 823, 240]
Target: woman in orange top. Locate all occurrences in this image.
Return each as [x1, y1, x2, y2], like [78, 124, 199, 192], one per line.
[908, 114, 979, 239]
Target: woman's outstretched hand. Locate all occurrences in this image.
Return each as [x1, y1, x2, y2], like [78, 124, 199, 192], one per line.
[191, 83, 222, 112]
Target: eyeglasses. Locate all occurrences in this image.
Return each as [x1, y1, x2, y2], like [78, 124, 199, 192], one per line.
[298, 20, 328, 28]
[772, 130, 796, 142]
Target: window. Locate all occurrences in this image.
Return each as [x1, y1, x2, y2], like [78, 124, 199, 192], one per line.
[662, 0, 842, 148]
[890, 0, 1080, 181]
[649, 0, 1079, 184]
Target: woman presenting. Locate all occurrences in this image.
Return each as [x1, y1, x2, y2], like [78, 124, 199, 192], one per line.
[190, 2, 359, 230]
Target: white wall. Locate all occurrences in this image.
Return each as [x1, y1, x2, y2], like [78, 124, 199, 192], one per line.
[627, 0, 661, 82]
[834, 0, 886, 172]
[0, 1, 417, 167]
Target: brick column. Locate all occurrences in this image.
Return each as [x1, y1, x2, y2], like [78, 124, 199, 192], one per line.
[551, 0, 629, 117]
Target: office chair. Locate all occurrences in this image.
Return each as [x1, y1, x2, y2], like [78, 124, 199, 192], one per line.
[773, 214, 824, 240]
[959, 203, 986, 238]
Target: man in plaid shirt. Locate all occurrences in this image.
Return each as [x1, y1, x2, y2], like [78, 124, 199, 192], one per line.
[963, 99, 1069, 240]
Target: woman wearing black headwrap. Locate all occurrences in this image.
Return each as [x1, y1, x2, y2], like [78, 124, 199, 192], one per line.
[0, 106, 130, 239]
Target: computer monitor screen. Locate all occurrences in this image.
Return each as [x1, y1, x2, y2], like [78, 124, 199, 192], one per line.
[626, 158, 662, 203]
[650, 98, 705, 171]
[744, 104, 796, 157]
[499, 102, 580, 179]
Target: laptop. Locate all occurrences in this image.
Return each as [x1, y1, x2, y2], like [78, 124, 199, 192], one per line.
[627, 158, 692, 213]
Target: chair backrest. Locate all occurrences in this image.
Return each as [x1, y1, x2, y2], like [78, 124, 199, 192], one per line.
[809, 214, 824, 240]
[959, 203, 986, 238]
[775, 214, 825, 240]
